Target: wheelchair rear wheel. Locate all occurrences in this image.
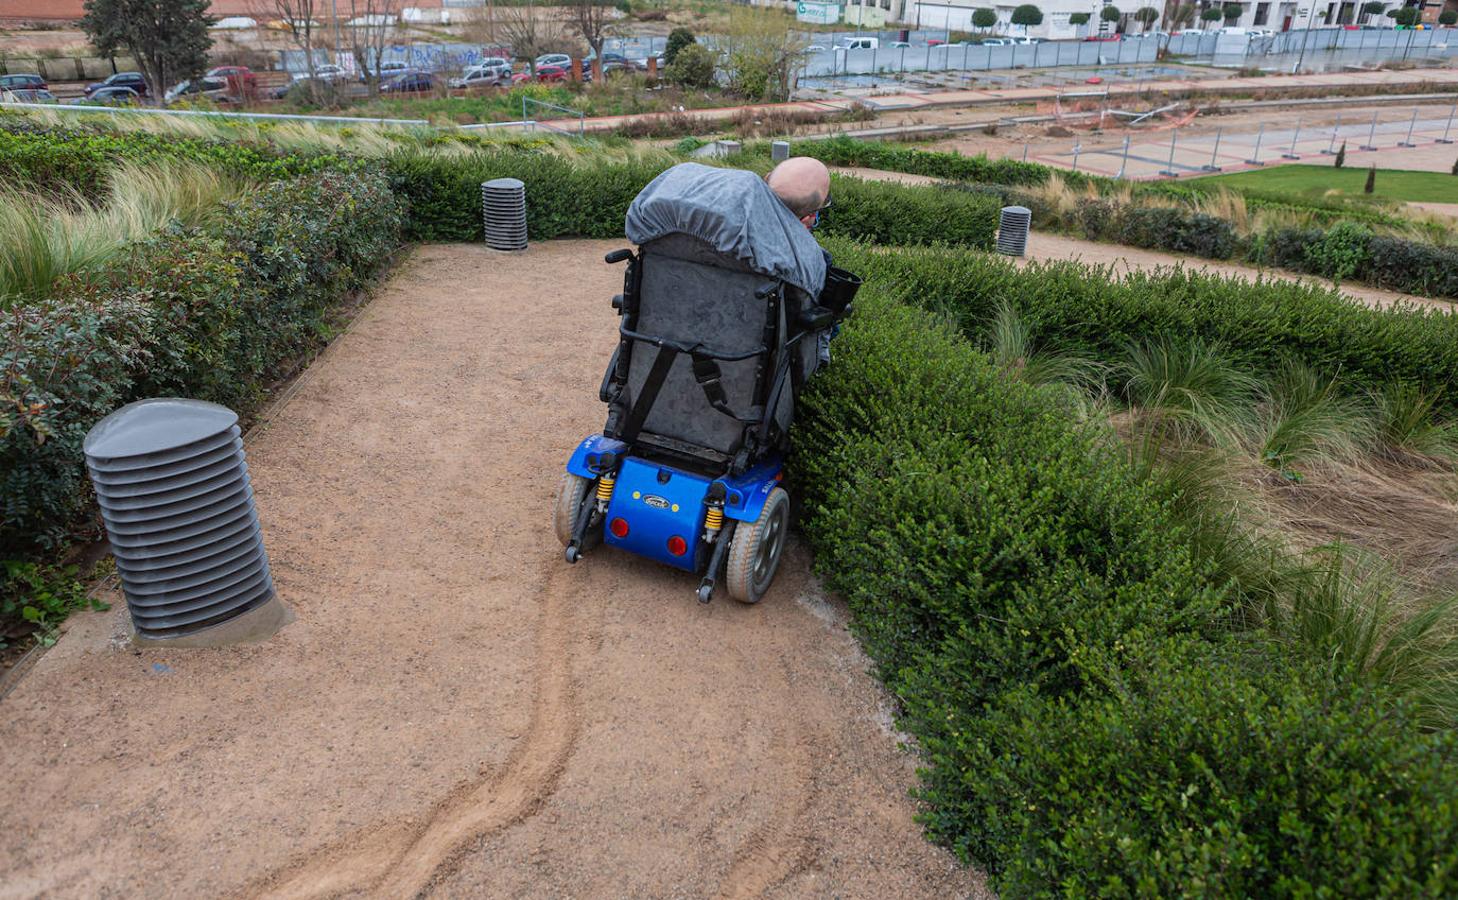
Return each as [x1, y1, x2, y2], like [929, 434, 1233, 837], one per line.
[553, 473, 602, 550]
[726, 487, 789, 604]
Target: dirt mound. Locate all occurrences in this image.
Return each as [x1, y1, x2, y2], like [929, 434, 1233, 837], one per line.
[0, 242, 984, 899]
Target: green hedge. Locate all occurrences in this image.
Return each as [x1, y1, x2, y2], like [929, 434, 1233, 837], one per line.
[789, 285, 1458, 893]
[384, 149, 1001, 249]
[0, 122, 360, 195]
[1, 171, 405, 555]
[786, 134, 1059, 187]
[822, 237, 1458, 417]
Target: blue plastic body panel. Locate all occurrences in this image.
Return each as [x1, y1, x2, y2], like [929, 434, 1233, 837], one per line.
[566, 434, 630, 479]
[604, 457, 711, 571]
[564, 434, 784, 573]
[717, 456, 783, 523]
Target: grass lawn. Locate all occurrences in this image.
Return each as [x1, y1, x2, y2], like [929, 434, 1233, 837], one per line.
[1187, 163, 1458, 204]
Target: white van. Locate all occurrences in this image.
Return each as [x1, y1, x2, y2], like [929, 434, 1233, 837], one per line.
[841, 37, 880, 50]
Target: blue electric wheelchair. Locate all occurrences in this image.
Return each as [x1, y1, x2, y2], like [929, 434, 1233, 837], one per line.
[554, 164, 859, 604]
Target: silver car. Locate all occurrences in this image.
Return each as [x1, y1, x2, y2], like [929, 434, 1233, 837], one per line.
[449, 58, 512, 89]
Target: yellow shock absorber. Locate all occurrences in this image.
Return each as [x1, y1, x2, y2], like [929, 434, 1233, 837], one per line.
[704, 505, 724, 532]
[596, 473, 616, 504]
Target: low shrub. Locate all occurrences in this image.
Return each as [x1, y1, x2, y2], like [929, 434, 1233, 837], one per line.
[0, 122, 358, 196]
[1116, 203, 1240, 259]
[790, 282, 1458, 894]
[821, 175, 1000, 249]
[387, 151, 1001, 249]
[821, 237, 1458, 420]
[1305, 220, 1372, 283]
[1362, 233, 1458, 298]
[0, 171, 404, 556]
[788, 134, 1059, 187]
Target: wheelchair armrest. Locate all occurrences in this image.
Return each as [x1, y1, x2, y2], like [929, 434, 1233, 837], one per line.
[796, 305, 835, 332]
[605, 249, 633, 264]
[599, 345, 623, 403]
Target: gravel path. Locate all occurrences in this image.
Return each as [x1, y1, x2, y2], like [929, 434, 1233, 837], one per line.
[0, 242, 984, 900]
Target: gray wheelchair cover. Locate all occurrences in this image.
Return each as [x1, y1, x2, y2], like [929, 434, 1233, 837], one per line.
[625, 162, 827, 297]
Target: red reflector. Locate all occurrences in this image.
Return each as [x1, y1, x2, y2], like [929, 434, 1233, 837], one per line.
[667, 535, 688, 556]
[610, 517, 630, 538]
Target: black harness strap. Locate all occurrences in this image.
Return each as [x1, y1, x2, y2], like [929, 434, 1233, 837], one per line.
[691, 354, 754, 423]
[619, 345, 678, 444]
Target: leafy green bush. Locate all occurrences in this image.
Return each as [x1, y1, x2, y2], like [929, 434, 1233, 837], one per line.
[821, 237, 1458, 419]
[386, 151, 1001, 249]
[0, 122, 359, 196]
[1116, 204, 1240, 259]
[664, 42, 716, 89]
[1305, 220, 1372, 283]
[821, 175, 1001, 249]
[0, 171, 404, 556]
[790, 282, 1458, 894]
[787, 135, 1058, 187]
[1362, 233, 1458, 298]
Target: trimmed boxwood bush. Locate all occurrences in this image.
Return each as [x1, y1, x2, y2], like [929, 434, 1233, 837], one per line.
[386, 149, 1002, 249]
[1116, 204, 1240, 259]
[790, 283, 1458, 894]
[821, 237, 1458, 418]
[1, 171, 404, 555]
[785, 134, 1061, 187]
[821, 175, 1000, 250]
[0, 124, 358, 195]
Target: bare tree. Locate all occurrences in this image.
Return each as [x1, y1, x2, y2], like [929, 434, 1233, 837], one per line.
[252, 0, 322, 99]
[489, 0, 573, 74]
[564, 0, 614, 71]
[344, 0, 401, 93]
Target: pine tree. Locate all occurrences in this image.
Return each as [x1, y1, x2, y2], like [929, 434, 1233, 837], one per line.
[1335, 141, 1346, 168]
[1364, 165, 1376, 194]
[81, 0, 213, 101]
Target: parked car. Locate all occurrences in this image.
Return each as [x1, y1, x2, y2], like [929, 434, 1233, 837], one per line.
[1, 88, 56, 103]
[1015, 36, 1043, 44]
[165, 76, 233, 104]
[890, 40, 912, 48]
[0, 73, 48, 92]
[1084, 34, 1122, 41]
[205, 65, 258, 88]
[449, 60, 512, 88]
[534, 53, 572, 70]
[293, 63, 348, 82]
[806, 44, 828, 51]
[380, 71, 434, 92]
[841, 37, 879, 49]
[377, 60, 410, 79]
[513, 64, 568, 84]
[85, 71, 148, 97]
[73, 85, 140, 105]
[1174, 28, 1206, 35]
[982, 38, 1012, 45]
[600, 51, 645, 69]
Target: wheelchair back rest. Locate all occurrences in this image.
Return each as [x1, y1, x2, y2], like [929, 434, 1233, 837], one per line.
[622, 234, 783, 457]
[636, 234, 773, 352]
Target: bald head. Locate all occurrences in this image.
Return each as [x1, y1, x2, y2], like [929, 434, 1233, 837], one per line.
[767, 156, 831, 224]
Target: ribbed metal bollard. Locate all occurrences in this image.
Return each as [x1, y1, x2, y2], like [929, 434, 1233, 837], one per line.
[996, 206, 1032, 257]
[84, 399, 285, 645]
[481, 177, 527, 251]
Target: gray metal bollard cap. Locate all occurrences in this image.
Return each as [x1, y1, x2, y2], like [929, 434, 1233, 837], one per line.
[84, 398, 238, 461]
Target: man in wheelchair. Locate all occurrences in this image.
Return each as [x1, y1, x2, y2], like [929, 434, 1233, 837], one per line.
[555, 159, 860, 605]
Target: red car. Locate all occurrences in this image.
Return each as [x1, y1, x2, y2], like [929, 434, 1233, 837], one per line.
[512, 64, 568, 84]
[206, 66, 259, 89]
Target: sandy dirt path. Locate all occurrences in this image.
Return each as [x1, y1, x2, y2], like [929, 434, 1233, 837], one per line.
[0, 242, 984, 900]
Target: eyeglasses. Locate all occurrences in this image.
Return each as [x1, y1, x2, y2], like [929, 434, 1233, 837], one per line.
[811, 195, 832, 229]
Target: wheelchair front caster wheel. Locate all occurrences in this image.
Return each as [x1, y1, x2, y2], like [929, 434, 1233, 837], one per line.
[565, 545, 581, 564]
[696, 583, 713, 604]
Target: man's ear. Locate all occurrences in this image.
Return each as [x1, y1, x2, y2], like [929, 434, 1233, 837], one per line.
[799, 213, 816, 227]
